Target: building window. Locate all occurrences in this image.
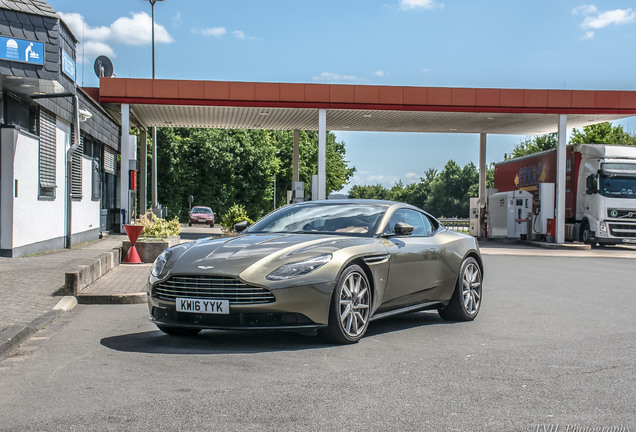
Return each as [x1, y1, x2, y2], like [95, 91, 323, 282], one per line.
[38, 109, 56, 199]
[70, 129, 83, 199]
[92, 142, 103, 201]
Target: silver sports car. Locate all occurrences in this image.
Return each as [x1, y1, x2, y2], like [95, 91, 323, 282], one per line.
[147, 200, 483, 343]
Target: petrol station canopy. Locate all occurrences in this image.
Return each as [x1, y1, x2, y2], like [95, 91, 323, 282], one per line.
[93, 78, 636, 134]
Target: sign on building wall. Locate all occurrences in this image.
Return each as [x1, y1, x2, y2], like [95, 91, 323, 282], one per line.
[0, 36, 44, 65]
[62, 50, 75, 81]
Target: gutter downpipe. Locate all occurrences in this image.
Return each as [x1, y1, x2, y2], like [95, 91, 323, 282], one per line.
[65, 95, 81, 249]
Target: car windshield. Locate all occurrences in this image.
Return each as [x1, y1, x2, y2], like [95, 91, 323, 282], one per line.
[599, 176, 636, 198]
[246, 202, 388, 237]
[192, 207, 212, 213]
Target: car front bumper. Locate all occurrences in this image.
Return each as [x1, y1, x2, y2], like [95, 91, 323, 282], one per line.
[147, 280, 334, 330]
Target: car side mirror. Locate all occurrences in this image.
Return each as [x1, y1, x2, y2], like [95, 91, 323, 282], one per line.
[586, 174, 598, 195]
[394, 222, 414, 236]
[234, 220, 250, 233]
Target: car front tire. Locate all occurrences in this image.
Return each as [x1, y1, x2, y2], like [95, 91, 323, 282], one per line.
[438, 256, 482, 321]
[321, 265, 371, 344]
[157, 325, 201, 336]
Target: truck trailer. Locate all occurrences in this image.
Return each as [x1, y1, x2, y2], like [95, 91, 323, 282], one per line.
[494, 144, 636, 245]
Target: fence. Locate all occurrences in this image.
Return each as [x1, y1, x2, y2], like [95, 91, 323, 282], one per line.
[439, 218, 469, 232]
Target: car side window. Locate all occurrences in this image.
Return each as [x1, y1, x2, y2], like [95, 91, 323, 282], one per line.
[383, 209, 432, 236]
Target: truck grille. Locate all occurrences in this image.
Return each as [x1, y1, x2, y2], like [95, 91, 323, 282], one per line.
[607, 209, 636, 220]
[154, 275, 275, 304]
[608, 223, 636, 238]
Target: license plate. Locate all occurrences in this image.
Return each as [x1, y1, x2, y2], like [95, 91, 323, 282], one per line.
[623, 239, 636, 244]
[176, 298, 229, 314]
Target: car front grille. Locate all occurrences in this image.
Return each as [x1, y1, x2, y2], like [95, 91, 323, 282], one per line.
[154, 275, 275, 304]
[608, 223, 636, 238]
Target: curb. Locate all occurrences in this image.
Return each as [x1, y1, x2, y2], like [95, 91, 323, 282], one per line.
[77, 293, 147, 305]
[0, 296, 78, 358]
[478, 238, 591, 250]
[65, 248, 122, 296]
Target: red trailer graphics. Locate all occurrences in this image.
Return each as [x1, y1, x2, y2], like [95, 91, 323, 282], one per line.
[494, 148, 582, 220]
[494, 144, 636, 245]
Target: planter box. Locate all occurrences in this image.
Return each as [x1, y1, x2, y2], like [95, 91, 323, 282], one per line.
[122, 236, 180, 263]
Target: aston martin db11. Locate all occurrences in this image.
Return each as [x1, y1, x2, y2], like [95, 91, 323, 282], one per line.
[147, 200, 483, 343]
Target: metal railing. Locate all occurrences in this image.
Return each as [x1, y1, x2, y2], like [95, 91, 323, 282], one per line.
[439, 218, 469, 232]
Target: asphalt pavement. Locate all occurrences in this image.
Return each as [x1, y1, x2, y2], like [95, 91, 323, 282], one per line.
[0, 225, 224, 357]
[0, 252, 633, 431]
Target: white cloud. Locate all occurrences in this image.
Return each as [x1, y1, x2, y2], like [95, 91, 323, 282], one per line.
[80, 41, 116, 64]
[172, 12, 183, 28]
[399, 0, 441, 11]
[374, 70, 386, 77]
[110, 12, 173, 45]
[313, 72, 360, 82]
[233, 30, 246, 39]
[572, 5, 597, 15]
[198, 27, 227, 37]
[403, 172, 420, 183]
[59, 11, 173, 63]
[572, 5, 635, 38]
[581, 9, 635, 29]
[59, 12, 109, 41]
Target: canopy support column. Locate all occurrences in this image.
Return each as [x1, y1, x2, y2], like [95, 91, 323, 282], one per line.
[139, 128, 147, 216]
[318, 110, 326, 200]
[151, 126, 158, 212]
[293, 129, 300, 184]
[478, 133, 487, 210]
[556, 114, 567, 244]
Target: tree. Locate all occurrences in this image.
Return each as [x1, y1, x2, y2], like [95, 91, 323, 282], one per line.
[348, 184, 391, 200]
[506, 133, 557, 159]
[271, 130, 355, 207]
[570, 122, 636, 145]
[346, 161, 491, 218]
[506, 122, 636, 160]
[153, 128, 355, 222]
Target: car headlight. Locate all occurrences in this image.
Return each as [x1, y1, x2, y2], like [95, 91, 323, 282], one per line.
[266, 254, 332, 281]
[151, 249, 172, 277]
[599, 221, 608, 236]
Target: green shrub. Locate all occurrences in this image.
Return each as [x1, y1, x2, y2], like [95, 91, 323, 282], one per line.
[139, 211, 181, 238]
[220, 204, 253, 233]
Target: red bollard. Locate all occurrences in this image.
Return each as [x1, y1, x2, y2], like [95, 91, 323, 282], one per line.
[123, 225, 144, 263]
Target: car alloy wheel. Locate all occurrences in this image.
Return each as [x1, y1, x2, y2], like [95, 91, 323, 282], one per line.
[323, 265, 371, 344]
[438, 256, 482, 321]
[461, 260, 481, 315]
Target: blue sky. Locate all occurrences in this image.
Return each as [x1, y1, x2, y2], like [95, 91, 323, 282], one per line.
[49, 0, 636, 192]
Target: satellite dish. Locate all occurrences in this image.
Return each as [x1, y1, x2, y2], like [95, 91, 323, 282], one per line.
[94, 56, 114, 78]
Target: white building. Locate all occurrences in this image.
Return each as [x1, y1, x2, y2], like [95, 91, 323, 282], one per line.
[0, 0, 123, 257]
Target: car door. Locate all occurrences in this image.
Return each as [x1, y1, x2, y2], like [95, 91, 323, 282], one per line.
[380, 208, 443, 310]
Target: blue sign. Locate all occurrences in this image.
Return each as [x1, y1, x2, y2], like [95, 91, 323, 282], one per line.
[0, 36, 44, 65]
[62, 50, 76, 81]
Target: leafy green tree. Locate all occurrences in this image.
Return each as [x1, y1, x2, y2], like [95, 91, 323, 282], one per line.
[570, 122, 636, 145]
[425, 161, 479, 217]
[348, 184, 391, 200]
[271, 131, 355, 207]
[506, 133, 557, 159]
[506, 122, 636, 160]
[153, 128, 355, 222]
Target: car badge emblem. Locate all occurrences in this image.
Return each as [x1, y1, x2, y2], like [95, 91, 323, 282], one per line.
[610, 210, 618, 217]
[197, 265, 214, 270]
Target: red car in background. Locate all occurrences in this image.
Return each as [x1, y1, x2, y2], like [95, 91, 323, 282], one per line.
[189, 206, 215, 227]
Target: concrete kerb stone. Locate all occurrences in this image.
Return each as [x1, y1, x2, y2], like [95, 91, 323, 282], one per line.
[0, 296, 78, 358]
[65, 247, 122, 296]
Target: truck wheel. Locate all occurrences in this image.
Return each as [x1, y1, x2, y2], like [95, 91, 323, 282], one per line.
[581, 221, 593, 244]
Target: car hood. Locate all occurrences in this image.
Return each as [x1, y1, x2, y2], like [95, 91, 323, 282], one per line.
[166, 233, 374, 277]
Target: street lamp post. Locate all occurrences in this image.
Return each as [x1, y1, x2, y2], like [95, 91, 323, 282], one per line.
[145, 0, 163, 213]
